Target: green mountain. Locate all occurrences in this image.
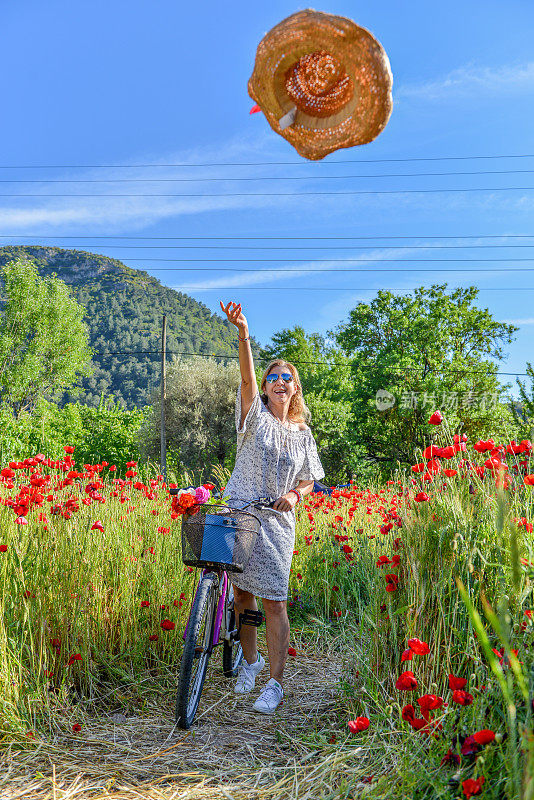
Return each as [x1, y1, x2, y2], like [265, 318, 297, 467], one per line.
[0, 245, 257, 409]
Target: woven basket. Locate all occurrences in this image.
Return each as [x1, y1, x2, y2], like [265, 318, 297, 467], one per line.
[248, 9, 393, 161]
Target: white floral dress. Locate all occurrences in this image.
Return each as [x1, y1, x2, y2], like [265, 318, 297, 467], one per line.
[224, 386, 325, 601]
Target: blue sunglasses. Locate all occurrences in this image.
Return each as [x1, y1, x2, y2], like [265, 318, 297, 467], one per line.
[265, 372, 294, 384]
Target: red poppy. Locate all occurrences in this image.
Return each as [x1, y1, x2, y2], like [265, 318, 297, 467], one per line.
[64, 446, 75, 454]
[428, 411, 443, 425]
[439, 445, 456, 459]
[0, 545, 7, 552]
[160, 619, 175, 631]
[408, 717, 427, 731]
[417, 694, 444, 712]
[461, 735, 480, 756]
[401, 648, 414, 662]
[440, 748, 461, 766]
[462, 777, 485, 798]
[72, 723, 82, 732]
[91, 521, 104, 532]
[452, 689, 474, 706]
[407, 638, 430, 655]
[524, 475, 534, 486]
[376, 555, 391, 567]
[448, 673, 467, 690]
[149, 634, 159, 641]
[67, 653, 83, 666]
[385, 573, 399, 592]
[348, 717, 370, 733]
[401, 704, 415, 721]
[443, 469, 457, 477]
[287, 646, 297, 656]
[472, 729, 495, 745]
[140, 601, 150, 608]
[249, 103, 261, 114]
[414, 492, 429, 502]
[422, 445, 442, 459]
[396, 671, 418, 691]
[474, 439, 494, 453]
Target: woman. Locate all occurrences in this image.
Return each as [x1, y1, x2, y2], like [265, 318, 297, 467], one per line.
[219, 300, 325, 714]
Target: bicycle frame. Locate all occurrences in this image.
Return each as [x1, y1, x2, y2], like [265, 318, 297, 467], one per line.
[184, 568, 230, 650]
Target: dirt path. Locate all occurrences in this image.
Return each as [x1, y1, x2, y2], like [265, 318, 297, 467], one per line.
[1, 643, 345, 800]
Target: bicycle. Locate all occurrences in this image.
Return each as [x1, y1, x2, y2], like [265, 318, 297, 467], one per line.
[169, 492, 284, 729]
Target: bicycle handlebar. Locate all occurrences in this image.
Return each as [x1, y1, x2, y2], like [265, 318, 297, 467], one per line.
[167, 489, 288, 517]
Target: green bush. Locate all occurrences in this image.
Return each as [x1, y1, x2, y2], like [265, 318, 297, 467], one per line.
[0, 396, 148, 471]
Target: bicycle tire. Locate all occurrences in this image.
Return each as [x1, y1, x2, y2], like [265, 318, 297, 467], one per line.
[175, 571, 218, 729]
[222, 594, 243, 678]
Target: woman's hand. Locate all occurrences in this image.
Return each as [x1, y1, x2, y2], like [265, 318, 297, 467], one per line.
[272, 492, 298, 512]
[220, 300, 248, 334]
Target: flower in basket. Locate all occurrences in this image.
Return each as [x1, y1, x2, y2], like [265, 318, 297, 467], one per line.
[171, 492, 197, 516]
[194, 486, 210, 504]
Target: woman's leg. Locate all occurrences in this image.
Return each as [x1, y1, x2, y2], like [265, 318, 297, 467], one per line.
[262, 598, 289, 684]
[232, 585, 258, 664]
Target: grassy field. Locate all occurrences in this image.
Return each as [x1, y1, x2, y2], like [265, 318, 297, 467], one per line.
[1, 432, 533, 799]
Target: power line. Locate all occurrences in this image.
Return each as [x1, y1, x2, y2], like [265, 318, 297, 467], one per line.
[3, 168, 534, 183]
[2, 153, 534, 169]
[154, 286, 534, 291]
[1, 234, 533, 240]
[71, 257, 534, 263]
[12, 267, 534, 274]
[6, 243, 534, 250]
[4, 187, 534, 198]
[90, 347, 529, 376]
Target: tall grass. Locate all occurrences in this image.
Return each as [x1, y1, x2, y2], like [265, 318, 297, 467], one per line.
[0, 441, 533, 798]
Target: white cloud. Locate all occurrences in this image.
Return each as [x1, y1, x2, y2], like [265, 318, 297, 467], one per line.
[0, 194, 274, 232]
[396, 61, 534, 101]
[501, 317, 534, 325]
[173, 246, 430, 291]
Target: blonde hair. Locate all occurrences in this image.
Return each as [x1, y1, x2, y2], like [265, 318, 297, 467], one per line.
[260, 359, 311, 424]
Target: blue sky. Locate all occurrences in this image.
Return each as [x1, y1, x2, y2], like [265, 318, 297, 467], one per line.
[2, 0, 534, 398]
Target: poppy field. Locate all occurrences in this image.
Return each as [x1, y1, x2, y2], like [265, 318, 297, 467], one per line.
[1, 415, 534, 799]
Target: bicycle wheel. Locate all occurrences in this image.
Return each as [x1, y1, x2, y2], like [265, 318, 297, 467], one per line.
[175, 572, 218, 729]
[222, 587, 243, 678]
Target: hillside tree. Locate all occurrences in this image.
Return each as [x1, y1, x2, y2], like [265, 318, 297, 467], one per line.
[511, 362, 534, 441]
[334, 284, 518, 468]
[141, 357, 241, 480]
[0, 258, 93, 418]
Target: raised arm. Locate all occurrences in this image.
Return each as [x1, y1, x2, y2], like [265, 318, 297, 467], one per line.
[220, 300, 257, 424]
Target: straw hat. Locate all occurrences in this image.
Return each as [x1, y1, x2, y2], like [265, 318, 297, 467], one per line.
[248, 9, 393, 161]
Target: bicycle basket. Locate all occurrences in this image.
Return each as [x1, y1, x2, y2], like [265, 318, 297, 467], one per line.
[180, 504, 261, 573]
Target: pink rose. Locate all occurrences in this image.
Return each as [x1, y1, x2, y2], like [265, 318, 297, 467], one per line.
[195, 486, 210, 504]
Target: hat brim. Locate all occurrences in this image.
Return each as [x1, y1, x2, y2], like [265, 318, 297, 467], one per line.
[248, 10, 393, 161]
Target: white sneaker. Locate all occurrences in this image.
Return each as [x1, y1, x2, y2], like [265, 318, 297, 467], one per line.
[234, 654, 265, 694]
[253, 678, 284, 714]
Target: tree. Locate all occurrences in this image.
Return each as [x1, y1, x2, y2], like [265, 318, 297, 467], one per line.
[0, 258, 93, 417]
[260, 327, 374, 482]
[512, 362, 534, 441]
[334, 284, 518, 468]
[140, 357, 241, 480]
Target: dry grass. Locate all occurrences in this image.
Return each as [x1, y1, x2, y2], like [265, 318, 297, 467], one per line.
[0, 632, 360, 800]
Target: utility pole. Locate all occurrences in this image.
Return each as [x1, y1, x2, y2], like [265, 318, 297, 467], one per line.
[160, 315, 167, 482]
